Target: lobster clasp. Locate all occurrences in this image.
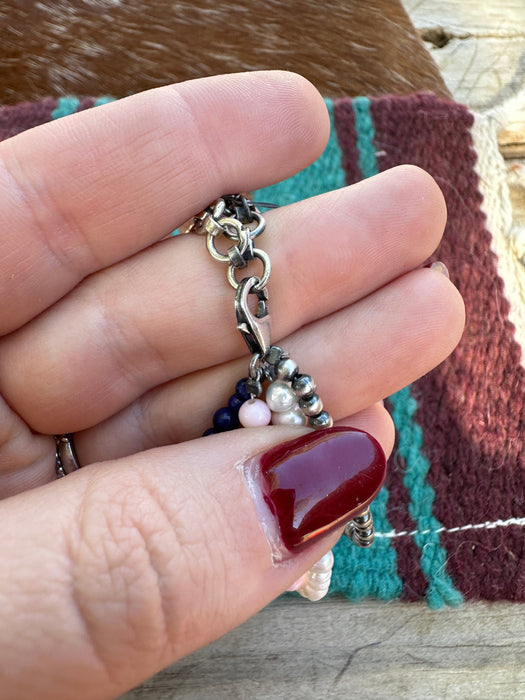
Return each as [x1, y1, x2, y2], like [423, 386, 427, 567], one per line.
[235, 277, 271, 356]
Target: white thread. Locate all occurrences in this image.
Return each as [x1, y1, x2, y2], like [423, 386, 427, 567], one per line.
[375, 516, 525, 539]
[471, 94, 525, 366]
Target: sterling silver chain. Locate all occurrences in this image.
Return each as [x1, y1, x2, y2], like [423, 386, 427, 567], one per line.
[186, 195, 375, 559]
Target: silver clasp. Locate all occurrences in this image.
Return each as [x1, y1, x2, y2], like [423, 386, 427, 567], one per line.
[235, 277, 271, 356]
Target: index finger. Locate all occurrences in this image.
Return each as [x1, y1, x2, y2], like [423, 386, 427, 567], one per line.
[0, 71, 329, 334]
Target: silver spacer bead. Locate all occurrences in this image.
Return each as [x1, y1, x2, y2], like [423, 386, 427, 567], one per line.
[245, 378, 263, 398]
[308, 411, 333, 429]
[275, 357, 299, 382]
[265, 345, 284, 367]
[343, 506, 375, 547]
[299, 393, 323, 417]
[292, 373, 317, 398]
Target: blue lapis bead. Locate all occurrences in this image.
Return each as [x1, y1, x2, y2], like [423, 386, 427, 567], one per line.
[235, 378, 251, 402]
[202, 428, 215, 437]
[213, 406, 238, 432]
[228, 393, 244, 413]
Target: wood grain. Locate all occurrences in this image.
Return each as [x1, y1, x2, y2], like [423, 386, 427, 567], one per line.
[403, 0, 525, 34]
[499, 127, 525, 159]
[0, 0, 448, 103]
[120, 597, 525, 700]
[402, 0, 525, 110]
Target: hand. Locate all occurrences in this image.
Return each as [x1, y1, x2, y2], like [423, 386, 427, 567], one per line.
[0, 71, 464, 699]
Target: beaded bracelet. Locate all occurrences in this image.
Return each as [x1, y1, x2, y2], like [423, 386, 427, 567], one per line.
[186, 195, 374, 601]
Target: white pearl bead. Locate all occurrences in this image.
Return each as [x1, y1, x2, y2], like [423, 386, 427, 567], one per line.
[299, 584, 329, 602]
[238, 399, 272, 428]
[430, 261, 450, 279]
[313, 550, 334, 573]
[265, 381, 297, 412]
[296, 550, 334, 601]
[271, 405, 307, 426]
[309, 571, 332, 585]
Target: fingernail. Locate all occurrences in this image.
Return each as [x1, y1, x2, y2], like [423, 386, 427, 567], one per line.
[425, 261, 450, 279]
[244, 427, 386, 558]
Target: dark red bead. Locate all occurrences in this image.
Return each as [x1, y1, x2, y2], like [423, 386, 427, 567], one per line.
[260, 427, 386, 550]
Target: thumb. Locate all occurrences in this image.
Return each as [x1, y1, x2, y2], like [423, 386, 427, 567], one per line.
[0, 415, 389, 700]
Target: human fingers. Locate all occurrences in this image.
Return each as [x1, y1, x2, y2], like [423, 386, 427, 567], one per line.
[0, 166, 447, 433]
[73, 264, 461, 465]
[0, 418, 390, 699]
[0, 261, 462, 495]
[0, 71, 329, 335]
[335, 403, 396, 457]
[0, 395, 55, 495]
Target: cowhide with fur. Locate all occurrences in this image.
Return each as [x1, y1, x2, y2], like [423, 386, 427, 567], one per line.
[0, 0, 448, 103]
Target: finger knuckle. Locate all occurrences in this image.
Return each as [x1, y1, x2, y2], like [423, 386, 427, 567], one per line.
[0, 142, 98, 279]
[67, 470, 189, 674]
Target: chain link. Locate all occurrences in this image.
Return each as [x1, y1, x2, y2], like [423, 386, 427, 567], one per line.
[187, 196, 271, 292]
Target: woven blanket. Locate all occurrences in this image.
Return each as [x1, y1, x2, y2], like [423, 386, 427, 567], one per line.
[1, 93, 524, 608]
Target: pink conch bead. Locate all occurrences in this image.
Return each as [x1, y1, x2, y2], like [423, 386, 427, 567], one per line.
[239, 399, 272, 427]
[286, 574, 308, 592]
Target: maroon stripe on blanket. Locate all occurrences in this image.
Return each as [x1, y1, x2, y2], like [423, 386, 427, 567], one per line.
[369, 93, 525, 601]
[384, 422, 428, 601]
[0, 98, 57, 141]
[77, 97, 98, 111]
[333, 98, 362, 185]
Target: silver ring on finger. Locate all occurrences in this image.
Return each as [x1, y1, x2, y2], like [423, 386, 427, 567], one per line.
[55, 434, 81, 478]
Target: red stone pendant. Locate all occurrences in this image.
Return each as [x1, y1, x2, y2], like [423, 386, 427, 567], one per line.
[260, 427, 386, 550]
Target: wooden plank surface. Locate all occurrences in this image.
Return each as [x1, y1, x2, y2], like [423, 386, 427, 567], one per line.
[402, 0, 525, 110]
[121, 598, 525, 700]
[404, 0, 525, 33]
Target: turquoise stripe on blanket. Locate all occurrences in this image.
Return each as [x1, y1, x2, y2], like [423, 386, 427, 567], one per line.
[51, 96, 80, 120]
[390, 388, 463, 608]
